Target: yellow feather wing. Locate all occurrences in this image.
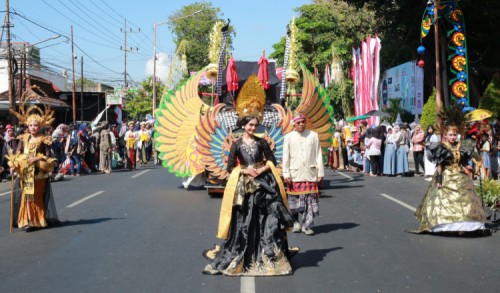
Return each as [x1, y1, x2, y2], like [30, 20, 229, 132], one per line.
[295, 65, 335, 156]
[154, 70, 208, 177]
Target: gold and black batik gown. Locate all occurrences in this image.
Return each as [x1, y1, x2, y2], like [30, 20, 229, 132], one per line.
[413, 141, 486, 233]
[203, 137, 295, 276]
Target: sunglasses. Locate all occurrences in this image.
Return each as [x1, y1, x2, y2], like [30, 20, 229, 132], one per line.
[295, 120, 306, 125]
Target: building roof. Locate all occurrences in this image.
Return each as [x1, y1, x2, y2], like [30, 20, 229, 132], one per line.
[0, 74, 69, 108]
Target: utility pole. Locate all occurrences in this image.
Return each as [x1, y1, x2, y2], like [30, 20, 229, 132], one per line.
[5, 0, 15, 123]
[153, 20, 157, 117]
[433, 1, 442, 118]
[123, 19, 127, 88]
[152, 9, 203, 118]
[121, 19, 139, 89]
[80, 56, 84, 122]
[20, 44, 26, 97]
[71, 26, 76, 123]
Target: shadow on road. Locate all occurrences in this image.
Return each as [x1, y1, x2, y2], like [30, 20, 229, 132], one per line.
[54, 217, 123, 227]
[314, 222, 360, 234]
[293, 246, 343, 269]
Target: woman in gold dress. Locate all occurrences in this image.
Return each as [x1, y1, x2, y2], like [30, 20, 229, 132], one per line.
[413, 125, 487, 234]
[8, 105, 59, 231]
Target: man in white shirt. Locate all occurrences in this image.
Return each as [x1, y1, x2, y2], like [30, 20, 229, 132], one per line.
[282, 113, 324, 235]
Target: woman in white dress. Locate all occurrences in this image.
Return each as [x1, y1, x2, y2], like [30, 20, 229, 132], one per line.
[423, 125, 439, 180]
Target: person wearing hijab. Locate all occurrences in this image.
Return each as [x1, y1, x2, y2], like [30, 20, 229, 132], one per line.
[383, 126, 396, 176]
[393, 125, 409, 176]
[423, 125, 439, 180]
[411, 124, 426, 176]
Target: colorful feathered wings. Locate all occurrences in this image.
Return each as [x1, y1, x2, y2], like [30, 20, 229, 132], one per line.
[295, 65, 335, 159]
[154, 71, 208, 177]
[154, 65, 334, 180]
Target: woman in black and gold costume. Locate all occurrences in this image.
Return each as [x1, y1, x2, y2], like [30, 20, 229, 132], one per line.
[203, 116, 295, 276]
[413, 125, 486, 234]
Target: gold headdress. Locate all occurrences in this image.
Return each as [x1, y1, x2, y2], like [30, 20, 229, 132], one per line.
[10, 85, 55, 127]
[436, 103, 467, 137]
[235, 75, 266, 122]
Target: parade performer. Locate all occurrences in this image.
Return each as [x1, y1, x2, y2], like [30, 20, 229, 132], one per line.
[99, 121, 112, 174]
[7, 87, 60, 231]
[136, 122, 150, 166]
[203, 76, 295, 276]
[282, 113, 324, 235]
[124, 122, 138, 170]
[154, 23, 334, 190]
[411, 108, 487, 235]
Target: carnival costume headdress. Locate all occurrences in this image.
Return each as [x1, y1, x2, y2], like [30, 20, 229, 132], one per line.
[10, 85, 55, 127]
[437, 103, 467, 137]
[235, 75, 266, 122]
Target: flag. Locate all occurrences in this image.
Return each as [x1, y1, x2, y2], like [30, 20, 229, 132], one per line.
[324, 63, 331, 88]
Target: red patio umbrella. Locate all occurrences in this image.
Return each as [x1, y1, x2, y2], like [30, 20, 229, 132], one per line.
[258, 51, 269, 89]
[226, 53, 239, 94]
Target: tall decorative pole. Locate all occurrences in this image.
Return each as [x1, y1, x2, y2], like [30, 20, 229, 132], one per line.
[433, 1, 442, 118]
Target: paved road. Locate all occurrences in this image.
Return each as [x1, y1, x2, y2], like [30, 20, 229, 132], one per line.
[0, 166, 498, 293]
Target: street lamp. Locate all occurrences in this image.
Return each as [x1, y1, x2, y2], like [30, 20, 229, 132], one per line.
[152, 9, 203, 118]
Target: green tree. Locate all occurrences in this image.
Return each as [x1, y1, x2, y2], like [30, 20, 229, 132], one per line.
[271, 1, 377, 71]
[269, 1, 377, 118]
[383, 98, 404, 124]
[478, 73, 500, 118]
[327, 79, 353, 119]
[75, 77, 97, 90]
[168, 2, 235, 72]
[420, 88, 438, 131]
[126, 77, 165, 120]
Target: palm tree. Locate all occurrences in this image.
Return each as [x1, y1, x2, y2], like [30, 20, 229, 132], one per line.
[383, 98, 403, 124]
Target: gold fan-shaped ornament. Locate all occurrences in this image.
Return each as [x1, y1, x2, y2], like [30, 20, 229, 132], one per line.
[235, 75, 266, 122]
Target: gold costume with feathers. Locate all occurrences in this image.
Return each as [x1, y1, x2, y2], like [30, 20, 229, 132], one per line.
[7, 85, 58, 230]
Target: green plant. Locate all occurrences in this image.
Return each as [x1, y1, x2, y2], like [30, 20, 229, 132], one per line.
[476, 179, 500, 209]
[478, 73, 500, 117]
[420, 88, 438, 131]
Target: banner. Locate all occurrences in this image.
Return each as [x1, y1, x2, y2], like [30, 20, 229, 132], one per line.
[379, 61, 424, 115]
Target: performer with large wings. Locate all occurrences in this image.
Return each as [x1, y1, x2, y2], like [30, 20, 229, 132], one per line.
[154, 64, 334, 187]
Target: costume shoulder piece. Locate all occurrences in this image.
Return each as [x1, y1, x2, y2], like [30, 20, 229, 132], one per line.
[460, 139, 479, 162]
[426, 142, 454, 164]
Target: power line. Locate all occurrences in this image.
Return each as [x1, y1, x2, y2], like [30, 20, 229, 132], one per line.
[8, 10, 123, 76]
[61, 0, 123, 44]
[40, 0, 120, 47]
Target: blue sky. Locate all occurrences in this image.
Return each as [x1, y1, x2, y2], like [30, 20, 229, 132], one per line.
[5, 0, 310, 87]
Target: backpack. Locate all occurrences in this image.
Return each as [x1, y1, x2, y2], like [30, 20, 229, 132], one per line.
[69, 129, 79, 148]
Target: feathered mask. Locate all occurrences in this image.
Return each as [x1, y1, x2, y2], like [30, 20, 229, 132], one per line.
[9, 85, 55, 128]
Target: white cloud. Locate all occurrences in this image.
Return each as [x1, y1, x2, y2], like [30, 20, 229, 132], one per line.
[146, 52, 183, 89]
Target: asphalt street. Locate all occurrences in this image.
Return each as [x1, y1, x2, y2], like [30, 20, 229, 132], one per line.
[0, 165, 498, 293]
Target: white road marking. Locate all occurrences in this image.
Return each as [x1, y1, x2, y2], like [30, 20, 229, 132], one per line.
[379, 193, 416, 212]
[131, 169, 150, 178]
[241, 277, 255, 293]
[0, 191, 11, 196]
[337, 171, 354, 180]
[66, 191, 105, 208]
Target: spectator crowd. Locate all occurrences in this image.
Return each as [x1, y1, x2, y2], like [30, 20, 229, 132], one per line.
[0, 119, 159, 182]
[329, 116, 500, 181]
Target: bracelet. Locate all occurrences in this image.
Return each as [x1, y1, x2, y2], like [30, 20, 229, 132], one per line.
[436, 173, 443, 185]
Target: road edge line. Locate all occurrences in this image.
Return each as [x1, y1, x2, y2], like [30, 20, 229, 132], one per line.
[379, 193, 417, 212]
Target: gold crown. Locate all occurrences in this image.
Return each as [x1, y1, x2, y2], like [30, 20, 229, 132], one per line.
[235, 75, 266, 121]
[10, 85, 55, 128]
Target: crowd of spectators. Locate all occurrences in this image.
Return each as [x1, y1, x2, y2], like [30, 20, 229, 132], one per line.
[329, 116, 500, 180]
[0, 119, 158, 182]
